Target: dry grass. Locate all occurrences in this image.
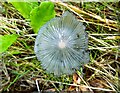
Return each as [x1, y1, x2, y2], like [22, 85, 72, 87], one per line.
[0, 1, 120, 93]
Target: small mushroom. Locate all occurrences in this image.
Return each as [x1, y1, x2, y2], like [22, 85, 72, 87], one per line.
[34, 11, 89, 76]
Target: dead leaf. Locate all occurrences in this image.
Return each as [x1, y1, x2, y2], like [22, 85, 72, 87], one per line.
[90, 79, 107, 88]
[68, 85, 76, 91]
[44, 88, 56, 92]
[73, 73, 81, 84]
[79, 85, 89, 92]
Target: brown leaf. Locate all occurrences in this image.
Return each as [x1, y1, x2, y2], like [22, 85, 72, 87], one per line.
[44, 88, 56, 92]
[68, 85, 76, 91]
[68, 73, 82, 91]
[90, 79, 107, 88]
[79, 85, 90, 92]
[73, 73, 81, 84]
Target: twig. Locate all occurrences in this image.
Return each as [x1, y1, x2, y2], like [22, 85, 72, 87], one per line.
[36, 79, 41, 92]
[24, 34, 37, 37]
[23, 56, 36, 60]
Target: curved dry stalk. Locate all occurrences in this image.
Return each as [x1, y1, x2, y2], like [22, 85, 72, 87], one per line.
[56, 2, 117, 24]
[35, 78, 115, 92]
[56, 2, 119, 31]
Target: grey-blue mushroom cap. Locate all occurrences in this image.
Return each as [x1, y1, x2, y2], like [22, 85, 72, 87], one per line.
[34, 11, 89, 76]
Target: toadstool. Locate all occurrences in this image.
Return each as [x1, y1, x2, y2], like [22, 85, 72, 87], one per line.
[34, 11, 89, 76]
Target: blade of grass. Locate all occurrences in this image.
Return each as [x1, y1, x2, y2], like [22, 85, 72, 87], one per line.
[5, 70, 30, 91]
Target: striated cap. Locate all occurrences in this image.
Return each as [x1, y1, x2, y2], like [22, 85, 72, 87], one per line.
[34, 11, 89, 76]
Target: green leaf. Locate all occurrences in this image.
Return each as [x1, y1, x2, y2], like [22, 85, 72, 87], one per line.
[0, 34, 18, 53]
[30, 1, 56, 33]
[8, 0, 38, 19]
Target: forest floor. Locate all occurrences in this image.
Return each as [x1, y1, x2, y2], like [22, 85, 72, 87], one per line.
[0, 1, 120, 93]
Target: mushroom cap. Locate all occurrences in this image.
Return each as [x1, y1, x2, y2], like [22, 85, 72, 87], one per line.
[34, 11, 89, 76]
